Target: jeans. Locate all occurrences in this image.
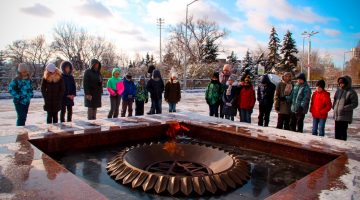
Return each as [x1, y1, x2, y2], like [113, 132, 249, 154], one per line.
[121, 100, 134, 117]
[209, 104, 219, 117]
[240, 109, 252, 123]
[312, 118, 326, 136]
[290, 112, 305, 132]
[168, 103, 176, 112]
[150, 99, 162, 114]
[335, 121, 349, 141]
[87, 108, 97, 120]
[60, 105, 73, 122]
[14, 102, 30, 126]
[135, 100, 145, 116]
[276, 114, 290, 130]
[108, 95, 121, 118]
[47, 111, 59, 124]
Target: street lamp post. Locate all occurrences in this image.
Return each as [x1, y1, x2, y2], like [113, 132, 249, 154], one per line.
[183, 0, 199, 93]
[301, 31, 319, 81]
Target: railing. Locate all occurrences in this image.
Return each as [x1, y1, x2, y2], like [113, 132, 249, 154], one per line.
[0, 77, 212, 92]
[1, 77, 359, 92]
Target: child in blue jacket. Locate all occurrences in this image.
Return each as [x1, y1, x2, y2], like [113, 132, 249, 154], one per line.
[8, 63, 33, 126]
[121, 73, 136, 117]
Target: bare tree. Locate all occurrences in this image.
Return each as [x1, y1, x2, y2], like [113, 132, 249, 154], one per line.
[52, 23, 87, 71]
[168, 16, 228, 64]
[26, 35, 53, 77]
[6, 40, 29, 64]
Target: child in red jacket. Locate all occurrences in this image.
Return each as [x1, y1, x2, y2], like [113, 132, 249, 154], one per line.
[238, 75, 256, 123]
[310, 80, 332, 136]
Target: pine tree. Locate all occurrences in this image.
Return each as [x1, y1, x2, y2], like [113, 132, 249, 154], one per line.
[279, 30, 299, 73]
[267, 27, 281, 73]
[227, 51, 238, 65]
[145, 52, 151, 67]
[202, 38, 218, 63]
[241, 50, 255, 78]
[0, 51, 5, 66]
[150, 54, 154, 65]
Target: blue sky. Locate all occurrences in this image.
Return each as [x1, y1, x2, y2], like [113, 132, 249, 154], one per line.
[0, 0, 359, 67]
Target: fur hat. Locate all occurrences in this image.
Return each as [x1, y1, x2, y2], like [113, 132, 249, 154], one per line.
[296, 73, 306, 81]
[228, 74, 237, 82]
[17, 63, 29, 73]
[46, 63, 57, 73]
[316, 80, 325, 89]
[171, 72, 178, 78]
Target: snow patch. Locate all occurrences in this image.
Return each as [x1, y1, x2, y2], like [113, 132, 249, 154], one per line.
[319, 159, 360, 200]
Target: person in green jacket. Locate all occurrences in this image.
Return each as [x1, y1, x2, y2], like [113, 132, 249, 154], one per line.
[107, 68, 124, 118]
[288, 73, 311, 133]
[135, 76, 148, 116]
[205, 72, 222, 117]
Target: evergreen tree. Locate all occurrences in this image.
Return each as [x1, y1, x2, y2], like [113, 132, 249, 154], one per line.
[279, 30, 299, 73]
[227, 51, 238, 65]
[241, 50, 255, 78]
[145, 52, 151, 67]
[150, 54, 154, 65]
[267, 27, 281, 73]
[0, 51, 5, 66]
[202, 38, 218, 63]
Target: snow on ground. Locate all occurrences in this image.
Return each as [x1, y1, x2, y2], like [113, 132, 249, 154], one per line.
[0, 88, 359, 141]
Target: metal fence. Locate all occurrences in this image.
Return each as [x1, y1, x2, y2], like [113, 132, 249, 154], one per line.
[1, 77, 358, 92]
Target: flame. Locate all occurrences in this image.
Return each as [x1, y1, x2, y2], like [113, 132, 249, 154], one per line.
[163, 122, 189, 156]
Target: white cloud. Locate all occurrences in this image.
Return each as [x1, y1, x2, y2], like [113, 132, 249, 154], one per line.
[145, 0, 243, 32]
[76, 0, 113, 18]
[21, 3, 54, 17]
[236, 0, 334, 33]
[323, 28, 341, 37]
[220, 35, 266, 58]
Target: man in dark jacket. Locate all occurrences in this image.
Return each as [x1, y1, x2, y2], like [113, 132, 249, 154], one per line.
[333, 76, 358, 140]
[146, 69, 164, 114]
[60, 61, 76, 122]
[83, 59, 103, 120]
[257, 74, 276, 126]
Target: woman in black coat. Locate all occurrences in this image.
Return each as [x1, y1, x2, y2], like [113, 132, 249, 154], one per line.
[60, 61, 76, 122]
[83, 59, 103, 120]
[41, 63, 65, 124]
[146, 69, 164, 114]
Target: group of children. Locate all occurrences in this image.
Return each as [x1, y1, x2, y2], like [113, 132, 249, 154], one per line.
[205, 64, 358, 141]
[9, 61, 181, 126]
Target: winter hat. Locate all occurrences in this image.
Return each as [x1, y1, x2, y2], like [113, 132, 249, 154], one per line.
[296, 73, 306, 81]
[316, 80, 325, 89]
[228, 74, 237, 82]
[17, 63, 29, 73]
[139, 76, 145, 82]
[152, 69, 161, 79]
[46, 63, 57, 73]
[171, 72, 178, 78]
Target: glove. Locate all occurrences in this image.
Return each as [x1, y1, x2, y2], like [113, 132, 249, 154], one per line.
[85, 95, 92, 101]
[145, 99, 148, 103]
